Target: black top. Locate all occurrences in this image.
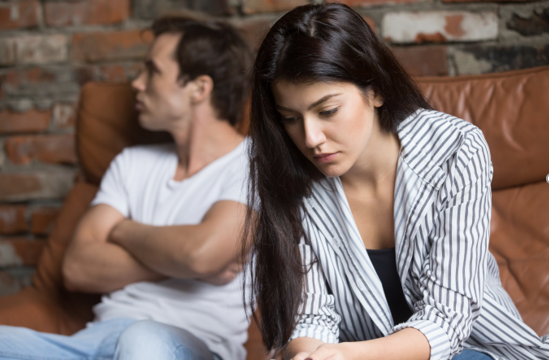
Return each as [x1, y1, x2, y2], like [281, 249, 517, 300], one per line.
[366, 247, 413, 325]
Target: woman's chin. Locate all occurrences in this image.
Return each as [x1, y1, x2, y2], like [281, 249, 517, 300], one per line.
[315, 163, 348, 178]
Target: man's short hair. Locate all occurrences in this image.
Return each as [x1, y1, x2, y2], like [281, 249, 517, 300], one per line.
[151, 16, 253, 126]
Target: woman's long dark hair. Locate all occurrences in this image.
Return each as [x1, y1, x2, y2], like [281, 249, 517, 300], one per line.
[242, 3, 431, 352]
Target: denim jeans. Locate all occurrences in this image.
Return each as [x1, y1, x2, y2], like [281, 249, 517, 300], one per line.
[452, 349, 494, 359]
[0, 318, 219, 360]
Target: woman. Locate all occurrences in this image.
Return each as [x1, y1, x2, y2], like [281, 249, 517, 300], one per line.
[243, 3, 549, 360]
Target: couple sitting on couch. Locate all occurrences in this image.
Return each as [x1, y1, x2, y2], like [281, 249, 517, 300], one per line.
[1, 4, 548, 360]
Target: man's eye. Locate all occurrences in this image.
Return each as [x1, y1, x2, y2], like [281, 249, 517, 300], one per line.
[320, 108, 339, 117]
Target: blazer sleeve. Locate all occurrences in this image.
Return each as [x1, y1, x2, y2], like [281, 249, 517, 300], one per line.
[289, 220, 341, 344]
[393, 128, 493, 360]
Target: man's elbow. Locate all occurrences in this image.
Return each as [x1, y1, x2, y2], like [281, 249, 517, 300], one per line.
[62, 257, 79, 292]
[62, 256, 91, 293]
[183, 243, 231, 278]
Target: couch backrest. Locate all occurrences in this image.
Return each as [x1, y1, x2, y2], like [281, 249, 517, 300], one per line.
[417, 65, 549, 335]
[417, 65, 549, 191]
[76, 82, 249, 185]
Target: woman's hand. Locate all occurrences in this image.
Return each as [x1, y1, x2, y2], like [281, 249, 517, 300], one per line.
[289, 329, 429, 360]
[295, 343, 355, 360]
[290, 351, 313, 360]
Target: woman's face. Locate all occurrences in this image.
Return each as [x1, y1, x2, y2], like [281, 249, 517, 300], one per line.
[271, 80, 383, 178]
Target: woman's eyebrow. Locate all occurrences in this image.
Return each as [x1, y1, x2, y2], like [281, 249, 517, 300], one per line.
[275, 93, 342, 112]
[307, 93, 341, 110]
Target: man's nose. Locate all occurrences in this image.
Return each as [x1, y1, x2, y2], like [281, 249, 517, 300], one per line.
[131, 71, 146, 92]
[303, 117, 326, 149]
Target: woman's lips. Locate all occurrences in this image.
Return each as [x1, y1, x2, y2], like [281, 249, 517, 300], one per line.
[313, 152, 338, 164]
[135, 100, 144, 111]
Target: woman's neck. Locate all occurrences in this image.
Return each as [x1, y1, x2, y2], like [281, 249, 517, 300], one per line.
[340, 123, 400, 194]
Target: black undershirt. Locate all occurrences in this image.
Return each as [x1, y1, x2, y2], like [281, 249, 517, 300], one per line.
[366, 247, 413, 325]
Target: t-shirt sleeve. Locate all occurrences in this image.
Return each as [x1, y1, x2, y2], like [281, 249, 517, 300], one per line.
[217, 152, 249, 206]
[90, 149, 131, 218]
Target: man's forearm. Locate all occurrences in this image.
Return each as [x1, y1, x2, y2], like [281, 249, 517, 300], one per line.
[63, 204, 166, 293]
[63, 240, 165, 293]
[108, 220, 214, 279]
[108, 201, 246, 280]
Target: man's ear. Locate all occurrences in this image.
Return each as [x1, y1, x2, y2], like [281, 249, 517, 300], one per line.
[190, 75, 214, 104]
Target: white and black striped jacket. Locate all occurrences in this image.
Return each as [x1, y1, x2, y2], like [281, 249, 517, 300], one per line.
[291, 109, 549, 359]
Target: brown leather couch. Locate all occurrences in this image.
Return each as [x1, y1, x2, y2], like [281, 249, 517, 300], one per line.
[0, 65, 547, 358]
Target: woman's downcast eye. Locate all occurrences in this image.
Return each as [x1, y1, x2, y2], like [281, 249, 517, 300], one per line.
[320, 107, 339, 117]
[280, 107, 339, 123]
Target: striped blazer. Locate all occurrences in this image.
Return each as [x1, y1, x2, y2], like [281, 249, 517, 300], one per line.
[291, 110, 549, 360]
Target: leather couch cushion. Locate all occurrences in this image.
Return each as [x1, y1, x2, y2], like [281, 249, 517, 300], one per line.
[0, 182, 101, 335]
[77, 82, 171, 185]
[417, 65, 549, 190]
[490, 181, 549, 336]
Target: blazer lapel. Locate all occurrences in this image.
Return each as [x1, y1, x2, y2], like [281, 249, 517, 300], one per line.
[394, 111, 449, 303]
[305, 178, 394, 335]
[393, 155, 443, 304]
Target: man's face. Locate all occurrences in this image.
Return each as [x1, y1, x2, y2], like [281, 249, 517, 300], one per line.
[132, 33, 194, 131]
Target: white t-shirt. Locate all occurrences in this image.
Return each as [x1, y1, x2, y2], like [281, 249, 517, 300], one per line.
[90, 139, 250, 360]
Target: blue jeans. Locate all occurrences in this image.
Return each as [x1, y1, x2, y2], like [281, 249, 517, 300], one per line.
[452, 349, 494, 359]
[0, 318, 219, 360]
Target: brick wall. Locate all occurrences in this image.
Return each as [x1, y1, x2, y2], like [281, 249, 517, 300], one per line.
[0, 0, 548, 297]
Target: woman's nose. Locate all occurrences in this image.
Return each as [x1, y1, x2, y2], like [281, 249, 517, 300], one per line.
[303, 117, 326, 149]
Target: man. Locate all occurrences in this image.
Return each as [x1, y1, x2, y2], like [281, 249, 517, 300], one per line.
[0, 16, 253, 360]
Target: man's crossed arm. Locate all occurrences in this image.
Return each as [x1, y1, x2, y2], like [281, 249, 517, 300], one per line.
[62, 200, 246, 293]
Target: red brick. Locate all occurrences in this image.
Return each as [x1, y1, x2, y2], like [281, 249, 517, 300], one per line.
[391, 46, 448, 76]
[0, 238, 45, 266]
[242, 0, 309, 14]
[0, 109, 51, 134]
[506, 9, 549, 36]
[74, 65, 96, 85]
[52, 102, 76, 129]
[0, 1, 40, 30]
[0, 173, 41, 201]
[5, 134, 77, 165]
[0, 205, 27, 235]
[444, 0, 523, 2]
[127, 62, 143, 80]
[71, 30, 153, 62]
[0, 35, 68, 66]
[45, 0, 130, 27]
[101, 64, 128, 82]
[328, 0, 422, 6]
[0, 171, 75, 201]
[31, 207, 59, 235]
[0, 269, 34, 296]
[383, 11, 498, 44]
[4, 67, 57, 88]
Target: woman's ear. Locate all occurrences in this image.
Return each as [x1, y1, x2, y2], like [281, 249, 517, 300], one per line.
[190, 75, 214, 104]
[373, 92, 384, 108]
